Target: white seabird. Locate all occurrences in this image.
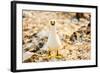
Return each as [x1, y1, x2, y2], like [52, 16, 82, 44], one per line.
[47, 21, 62, 58]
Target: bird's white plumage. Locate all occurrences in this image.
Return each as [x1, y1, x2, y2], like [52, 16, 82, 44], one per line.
[47, 24, 62, 49]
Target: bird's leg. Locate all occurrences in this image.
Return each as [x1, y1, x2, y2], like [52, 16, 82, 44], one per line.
[48, 49, 51, 58]
[49, 49, 57, 59]
[48, 48, 55, 59]
[57, 49, 58, 56]
[55, 49, 63, 59]
[48, 50, 50, 56]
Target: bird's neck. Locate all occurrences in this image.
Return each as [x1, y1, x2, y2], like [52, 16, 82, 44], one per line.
[50, 25, 56, 34]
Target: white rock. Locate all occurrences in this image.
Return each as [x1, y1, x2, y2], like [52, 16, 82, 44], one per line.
[23, 51, 33, 61]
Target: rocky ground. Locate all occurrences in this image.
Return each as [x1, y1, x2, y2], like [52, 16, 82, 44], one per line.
[22, 10, 91, 63]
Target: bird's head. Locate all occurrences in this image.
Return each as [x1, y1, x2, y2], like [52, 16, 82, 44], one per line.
[50, 21, 55, 26]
